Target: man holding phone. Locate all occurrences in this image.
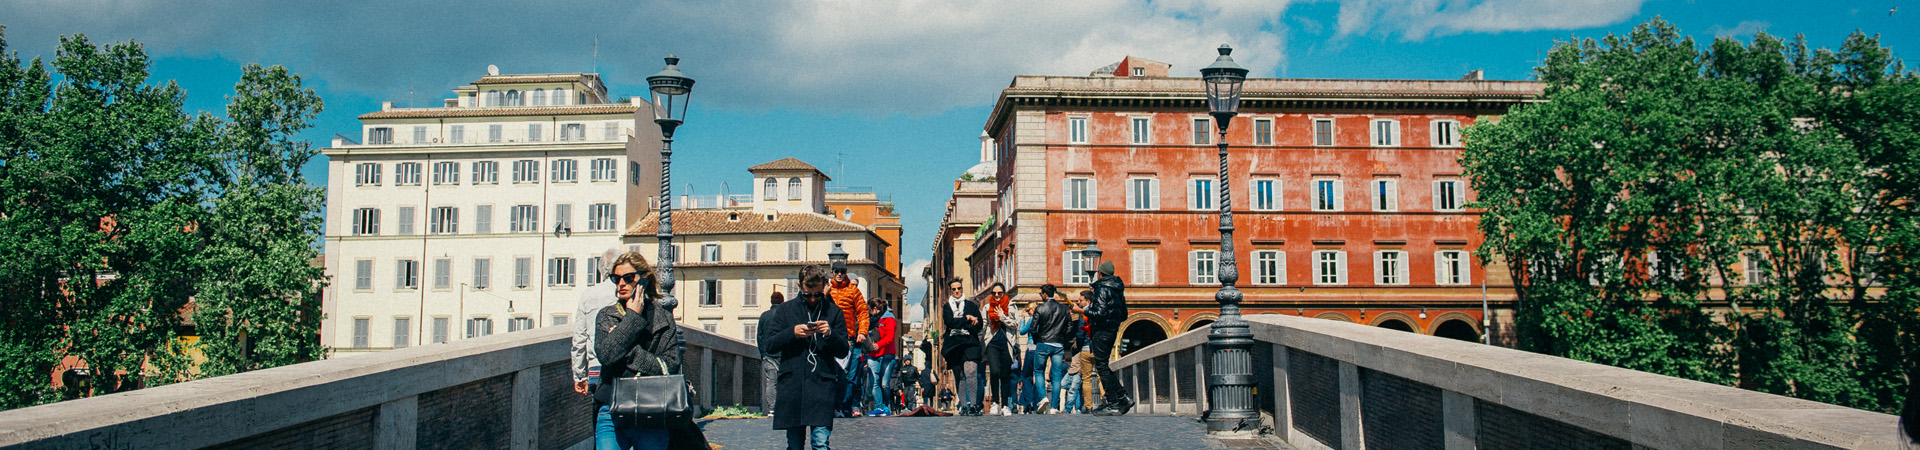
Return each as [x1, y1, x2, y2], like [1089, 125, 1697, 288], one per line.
[759, 265, 850, 449]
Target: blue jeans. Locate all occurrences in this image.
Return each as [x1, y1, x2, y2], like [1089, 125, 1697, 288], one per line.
[595, 404, 670, 449]
[865, 355, 895, 410]
[1029, 344, 1067, 408]
[786, 426, 831, 450]
[839, 347, 865, 411]
[1062, 372, 1082, 413]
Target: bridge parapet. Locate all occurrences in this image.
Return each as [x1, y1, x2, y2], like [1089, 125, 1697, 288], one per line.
[0, 325, 762, 450]
[1111, 314, 1905, 449]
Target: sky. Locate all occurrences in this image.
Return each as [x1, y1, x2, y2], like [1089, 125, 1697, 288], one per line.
[2, 0, 1913, 308]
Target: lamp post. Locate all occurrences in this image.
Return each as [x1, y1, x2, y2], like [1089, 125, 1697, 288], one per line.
[647, 54, 694, 311]
[1080, 242, 1103, 282]
[829, 242, 849, 273]
[1199, 44, 1256, 435]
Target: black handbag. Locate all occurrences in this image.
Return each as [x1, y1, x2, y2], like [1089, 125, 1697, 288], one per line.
[610, 373, 693, 428]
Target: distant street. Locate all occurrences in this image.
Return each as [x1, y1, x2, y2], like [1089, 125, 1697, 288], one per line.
[698, 414, 1269, 449]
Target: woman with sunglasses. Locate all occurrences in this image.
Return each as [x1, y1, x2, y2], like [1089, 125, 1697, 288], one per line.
[592, 252, 683, 449]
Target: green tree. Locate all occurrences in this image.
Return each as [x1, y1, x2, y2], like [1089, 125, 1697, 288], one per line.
[1465, 18, 1919, 411]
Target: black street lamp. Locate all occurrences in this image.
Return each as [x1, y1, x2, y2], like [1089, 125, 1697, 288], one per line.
[829, 242, 849, 273]
[1199, 44, 1256, 435]
[1080, 242, 1103, 281]
[648, 54, 694, 311]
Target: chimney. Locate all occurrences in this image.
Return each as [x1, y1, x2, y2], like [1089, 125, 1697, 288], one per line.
[381, 101, 393, 111]
[1462, 69, 1484, 81]
[978, 130, 993, 164]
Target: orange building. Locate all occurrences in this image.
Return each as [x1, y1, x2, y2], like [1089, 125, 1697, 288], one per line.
[959, 61, 1543, 355]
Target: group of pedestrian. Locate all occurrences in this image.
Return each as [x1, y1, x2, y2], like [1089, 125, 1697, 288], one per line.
[937, 261, 1135, 417]
[756, 261, 915, 449]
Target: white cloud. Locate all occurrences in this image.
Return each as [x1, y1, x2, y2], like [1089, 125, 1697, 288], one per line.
[1710, 21, 1771, 38]
[0, 0, 1291, 115]
[1335, 0, 1647, 41]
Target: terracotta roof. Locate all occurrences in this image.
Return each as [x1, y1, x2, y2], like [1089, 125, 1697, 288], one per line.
[747, 157, 831, 180]
[472, 74, 596, 85]
[624, 210, 867, 237]
[360, 105, 638, 119]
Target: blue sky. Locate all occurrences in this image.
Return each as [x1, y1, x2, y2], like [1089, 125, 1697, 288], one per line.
[3, 0, 1913, 305]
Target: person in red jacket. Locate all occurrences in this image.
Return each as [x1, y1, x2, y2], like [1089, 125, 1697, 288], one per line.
[828, 268, 870, 416]
[864, 297, 899, 416]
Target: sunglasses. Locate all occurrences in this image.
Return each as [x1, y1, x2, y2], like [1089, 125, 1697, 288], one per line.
[609, 272, 649, 285]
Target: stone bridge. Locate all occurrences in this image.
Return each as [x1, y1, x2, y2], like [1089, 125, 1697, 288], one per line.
[0, 316, 1907, 449]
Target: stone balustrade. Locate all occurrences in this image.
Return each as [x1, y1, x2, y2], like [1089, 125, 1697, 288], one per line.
[1111, 314, 1907, 450]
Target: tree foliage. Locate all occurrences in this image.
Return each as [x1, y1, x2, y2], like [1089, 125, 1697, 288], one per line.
[0, 29, 327, 409]
[1464, 18, 1920, 411]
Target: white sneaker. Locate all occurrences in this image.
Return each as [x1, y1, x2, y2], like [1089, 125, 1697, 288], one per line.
[1037, 398, 1051, 412]
[1001, 406, 1012, 416]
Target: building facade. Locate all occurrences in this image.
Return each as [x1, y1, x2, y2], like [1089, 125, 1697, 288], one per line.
[321, 70, 662, 355]
[623, 158, 907, 345]
[950, 60, 1544, 357]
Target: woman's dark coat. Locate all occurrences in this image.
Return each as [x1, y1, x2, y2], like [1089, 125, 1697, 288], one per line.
[941, 299, 983, 361]
[593, 300, 683, 405]
[757, 293, 850, 430]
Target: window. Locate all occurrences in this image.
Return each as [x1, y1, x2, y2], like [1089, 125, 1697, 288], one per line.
[788, 242, 802, 261]
[1252, 179, 1278, 211]
[1190, 250, 1218, 285]
[413, 256, 442, 290]
[1744, 251, 1771, 285]
[1375, 251, 1407, 285]
[510, 205, 539, 232]
[514, 257, 532, 288]
[744, 323, 759, 344]
[532, 89, 546, 106]
[585, 256, 603, 285]
[604, 122, 620, 141]
[630, 162, 642, 186]
[1433, 179, 1465, 211]
[562, 123, 585, 141]
[488, 125, 502, 143]
[763, 178, 778, 200]
[412, 126, 427, 144]
[393, 318, 411, 348]
[1315, 251, 1346, 285]
[701, 244, 721, 262]
[396, 207, 415, 235]
[1436, 250, 1470, 285]
[1130, 117, 1151, 144]
[553, 315, 570, 326]
[588, 203, 616, 231]
[1063, 250, 1090, 285]
[467, 318, 493, 338]
[368, 127, 393, 145]
[355, 260, 373, 290]
[550, 159, 577, 183]
[1255, 250, 1284, 285]
[1371, 119, 1400, 147]
[786, 276, 799, 296]
[475, 205, 493, 234]
[428, 206, 457, 234]
[744, 278, 759, 307]
[473, 161, 498, 184]
[1069, 116, 1088, 143]
[591, 158, 617, 182]
[432, 161, 460, 184]
[1314, 179, 1342, 211]
[1373, 179, 1399, 212]
[510, 317, 534, 332]
[1126, 178, 1159, 210]
[1132, 67, 1144, 76]
[352, 208, 380, 236]
[552, 203, 572, 232]
[745, 243, 759, 262]
[352, 318, 370, 348]
[450, 125, 465, 143]
[1131, 248, 1156, 285]
[506, 90, 521, 106]
[1190, 178, 1216, 210]
[1313, 119, 1335, 146]
[1254, 118, 1273, 145]
[788, 178, 802, 199]
[485, 90, 500, 107]
[396, 259, 419, 290]
[1193, 118, 1212, 144]
[703, 322, 718, 333]
[512, 160, 539, 183]
[355, 163, 382, 186]
[553, 89, 568, 105]
[700, 279, 722, 307]
[473, 258, 491, 289]
[432, 317, 449, 344]
[394, 162, 421, 186]
[1064, 177, 1094, 210]
[1432, 120, 1461, 147]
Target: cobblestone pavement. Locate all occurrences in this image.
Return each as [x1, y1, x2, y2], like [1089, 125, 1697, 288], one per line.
[699, 413, 1256, 449]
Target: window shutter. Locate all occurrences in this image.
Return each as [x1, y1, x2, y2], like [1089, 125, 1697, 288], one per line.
[1125, 180, 1136, 209]
[1385, 180, 1399, 211]
[396, 261, 406, 288]
[698, 280, 708, 304]
[1374, 251, 1386, 285]
[1063, 180, 1072, 209]
[1434, 252, 1447, 285]
[1334, 252, 1347, 285]
[1453, 183, 1468, 210]
[1087, 179, 1097, 209]
[1275, 251, 1287, 285]
[1432, 181, 1444, 211]
[1332, 181, 1344, 211]
[352, 211, 364, 235]
[1149, 179, 1160, 209]
[1063, 250, 1074, 284]
[1189, 251, 1200, 285]
[1459, 253, 1471, 284]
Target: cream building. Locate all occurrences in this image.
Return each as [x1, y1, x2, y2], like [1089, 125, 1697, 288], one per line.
[625, 158, 907, 345]
[321, 69, 663, 356]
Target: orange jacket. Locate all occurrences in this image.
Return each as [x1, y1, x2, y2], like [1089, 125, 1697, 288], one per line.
[984, 293, 1012, 333]
[829, 279, 870, 338]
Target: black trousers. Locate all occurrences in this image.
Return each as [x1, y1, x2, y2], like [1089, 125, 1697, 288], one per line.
[1089, 327, 1126, 403]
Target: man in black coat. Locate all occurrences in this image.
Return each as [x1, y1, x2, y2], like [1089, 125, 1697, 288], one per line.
[1084, 261, 1135, 416]
[758, 265, 850, 450]
[939, 278, 985, 415]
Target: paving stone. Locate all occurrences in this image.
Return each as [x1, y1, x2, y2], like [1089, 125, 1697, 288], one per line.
[699, 414, 1236, 449]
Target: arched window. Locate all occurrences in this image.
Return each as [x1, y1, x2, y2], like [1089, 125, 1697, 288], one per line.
[787, 178, 802, 199]
[486, 90, 500, 106]
[552, 89, 567, 105]
[531, 89, 546, 106]
[763, 178, 778, 200]
[506, 90, 521, 106]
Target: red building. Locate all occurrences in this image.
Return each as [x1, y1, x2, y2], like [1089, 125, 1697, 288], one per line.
[957, 62, 1543, 355]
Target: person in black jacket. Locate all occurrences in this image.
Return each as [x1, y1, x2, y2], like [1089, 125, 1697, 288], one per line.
[939, 278, 985, 415]
[592, 252, 683, 449]
[1084, 261, 1135, 416]
[1028, 284, 1074, 413]
[758, 265, 849, 450]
